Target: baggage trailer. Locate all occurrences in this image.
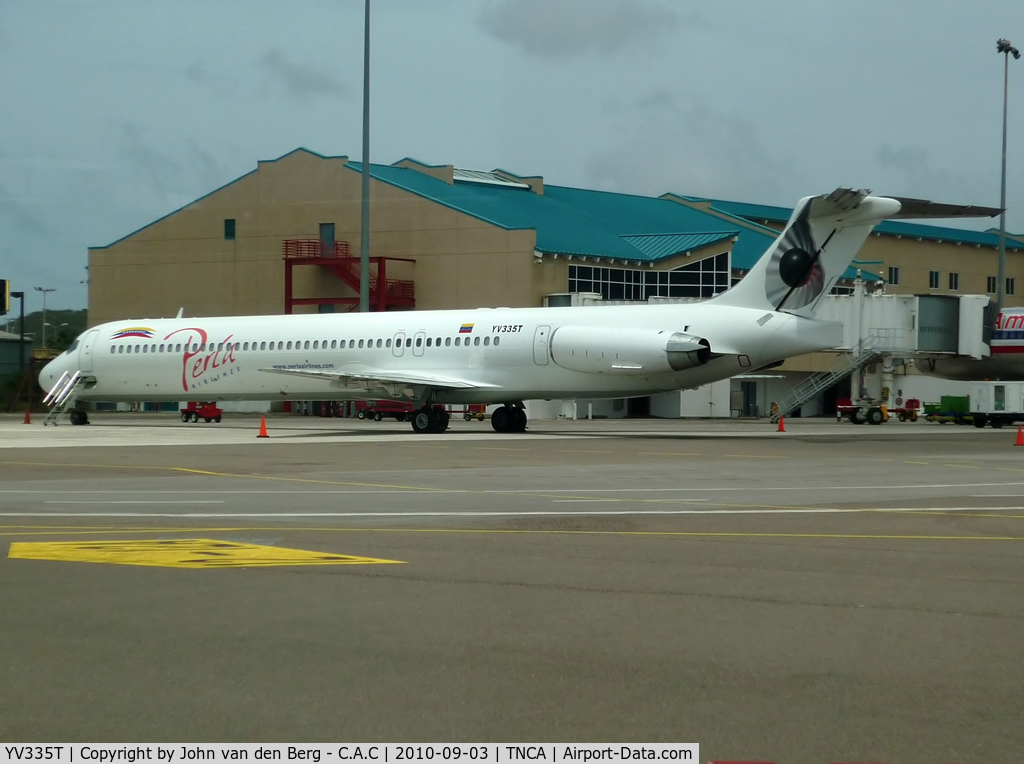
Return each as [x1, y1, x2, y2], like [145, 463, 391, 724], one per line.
[971, 382, 1024, 428]
[836, 397, 888, 425]
[923, 395, 971, 424]
[355, 399, 415, 422]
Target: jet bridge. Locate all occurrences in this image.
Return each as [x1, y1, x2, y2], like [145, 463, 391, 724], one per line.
[771, 286, 993, 419]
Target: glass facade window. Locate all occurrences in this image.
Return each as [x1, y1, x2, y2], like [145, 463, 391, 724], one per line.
[949, 272, 959, 291]
[567, 253, 730, 301]
[930, 271, 941, 289]
[1008, 278, 1016, 296]
[987, 276, 997, 293]
[887, 266, 899, 285]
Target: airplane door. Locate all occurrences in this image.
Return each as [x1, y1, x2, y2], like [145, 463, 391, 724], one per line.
[413, 331, 426, 357]
[393, 332, 406, 357]
[78, 329, 100, 373]
[533, 325, 551, 366]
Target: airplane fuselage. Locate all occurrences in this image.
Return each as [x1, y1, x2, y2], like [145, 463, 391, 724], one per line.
[41, 302, 841, 405]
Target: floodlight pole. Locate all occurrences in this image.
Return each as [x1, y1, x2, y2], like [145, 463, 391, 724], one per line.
[359, 0, 371, 313]
[33, 286, 55, 347]
[11, 291, 24, 375]
[997, 38, 1020, 314]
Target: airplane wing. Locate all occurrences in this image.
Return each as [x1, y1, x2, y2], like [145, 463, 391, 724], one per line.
[258, 366, 497, 400]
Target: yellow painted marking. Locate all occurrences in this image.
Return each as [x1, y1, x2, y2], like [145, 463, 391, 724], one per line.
[944, 463, 979, 469]
[560, 449, 614, 454]
[7, 539, 405, 568]
[724, 454, 790, 459]
[904, 460, 930, 465]
[477, 447, 529, 452]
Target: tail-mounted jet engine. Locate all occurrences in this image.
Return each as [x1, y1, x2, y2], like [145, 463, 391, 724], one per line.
[550, 326, 713, 375]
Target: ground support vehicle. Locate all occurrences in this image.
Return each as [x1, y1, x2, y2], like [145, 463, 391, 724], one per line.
[355, 399, 416, 422]
[448, 404, 487, 421]
[890, 396, 921, 422]
[837, 397, 889, 425]
[971, 382, 1024, 428]
[923, 395, 972, 424]
[180, 401, 223, 423]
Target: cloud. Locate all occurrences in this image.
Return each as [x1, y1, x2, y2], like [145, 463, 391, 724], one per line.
[585, 90, 791, 203]
[258, 49, 350, 100]
[184, 59, 239, 97]
[117, 122, 184, 200]
[877, 144, 981, 204]
[0, 182, 51, 238]
[478, 0, 683, 58]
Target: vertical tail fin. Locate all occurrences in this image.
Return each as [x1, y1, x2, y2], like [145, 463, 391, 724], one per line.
[713, 189, 901, 317]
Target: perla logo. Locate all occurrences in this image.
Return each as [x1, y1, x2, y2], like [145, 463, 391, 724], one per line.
[111, 327, 155, 340]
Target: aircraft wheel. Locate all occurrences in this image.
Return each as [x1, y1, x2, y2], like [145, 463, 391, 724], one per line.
[181, 412, 190, 423]
[437, 409, 450, 431]
[491, 406, 511, 433]
[374, 412, 383, 421]
[411, 407, 438, 434]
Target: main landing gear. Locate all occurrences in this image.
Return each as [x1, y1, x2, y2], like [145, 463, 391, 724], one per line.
[491, 404, 527, 433]
[410, 405, 451, 434]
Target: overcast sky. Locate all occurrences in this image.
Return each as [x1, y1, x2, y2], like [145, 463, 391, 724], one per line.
[2, 0, 1022, 310]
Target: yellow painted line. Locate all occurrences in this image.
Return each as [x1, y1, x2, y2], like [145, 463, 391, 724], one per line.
[7, 539, 405, 568]
[944, 463, 979, 469]
[169, 467, 458, 492]
[2, 526, 1023, 542]
[477, 447, 529, 452]
[724, 454, 790, 459]
[559, 449, 614, 454]
[904, 460, 930, 465]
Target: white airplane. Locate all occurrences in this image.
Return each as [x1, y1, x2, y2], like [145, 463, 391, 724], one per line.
[920, 307, 1024, 380]
[40, 189, 998, 433]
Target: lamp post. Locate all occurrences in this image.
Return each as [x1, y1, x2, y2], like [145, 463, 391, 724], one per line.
[33, 286, 55, 347]
[10, 291, 25, 375]
[996, 38, 1020, 314]
[359, 0, 371, 313]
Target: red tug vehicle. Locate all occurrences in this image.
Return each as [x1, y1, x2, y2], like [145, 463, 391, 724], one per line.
[180, 401, 224, 423]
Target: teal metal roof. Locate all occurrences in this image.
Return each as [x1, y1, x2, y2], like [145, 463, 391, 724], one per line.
[620, 232, 737, 260]
[691, 195, 1024, 252]
[347, 160, 777, 268]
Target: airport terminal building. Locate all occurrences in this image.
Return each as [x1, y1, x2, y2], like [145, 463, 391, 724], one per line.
[87, 148, 1024, 418]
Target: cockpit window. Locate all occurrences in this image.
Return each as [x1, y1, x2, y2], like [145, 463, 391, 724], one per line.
[67, 339, 80, 353]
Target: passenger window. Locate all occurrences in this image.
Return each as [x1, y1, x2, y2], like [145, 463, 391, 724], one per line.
[406, 338, 412, 347]
[484, 336, 490, 346]
[386, 339, 392, 348]
[455, 337, 461, 346]
[110, 346, 115, 354]
[286, 341, 293, 350]
[313, 340, 319, 350]
[494, 336, 500, 346]
[118, 345, 124, 354]
[304, 340, 310, 350]
[426, 337, 432, 347]
[323, 339, 328, 348]
[376, 339, 382, 348]
[474, 337, 480, 346]
[359, 340, 365, 348]
[436, 337, 441, 346]
[158, 344, 164, 353]
[445, 337, 451, 347]
[143, 345, 149, 353]
[350, 340, 356, 348]
[259, 342, 265, 350]
[330, 340, 336, 349]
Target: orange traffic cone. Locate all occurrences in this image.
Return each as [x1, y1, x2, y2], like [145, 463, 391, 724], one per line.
[257, 416, 269, 438]
[23, 409, 31, 425]
[777, 416, 786, 433]
[1015, 425, 1023, 447]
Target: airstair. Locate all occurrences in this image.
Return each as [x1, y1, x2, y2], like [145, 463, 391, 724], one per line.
[770, 348, 879, 422]
[770, 329, 916, 422]
[42, 370, 87, 426]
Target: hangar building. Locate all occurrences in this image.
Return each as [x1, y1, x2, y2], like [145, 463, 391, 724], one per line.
[86, 148, 1024, 418]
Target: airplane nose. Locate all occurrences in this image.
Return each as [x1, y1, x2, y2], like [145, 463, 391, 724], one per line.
[39, 357, 63, 394]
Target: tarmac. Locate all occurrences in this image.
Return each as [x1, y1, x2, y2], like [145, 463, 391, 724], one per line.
[1, 413, 1023, 762]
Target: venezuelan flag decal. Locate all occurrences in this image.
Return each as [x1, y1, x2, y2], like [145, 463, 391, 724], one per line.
[110, 327, 155, 340]
[459, 323, 474, 334]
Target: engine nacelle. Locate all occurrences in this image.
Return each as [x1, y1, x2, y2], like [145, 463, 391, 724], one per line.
[550, 326, 712, 375]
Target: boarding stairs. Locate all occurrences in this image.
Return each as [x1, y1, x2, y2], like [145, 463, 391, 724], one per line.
[770, 329, 916, 422]
[42, 370, 87, 426]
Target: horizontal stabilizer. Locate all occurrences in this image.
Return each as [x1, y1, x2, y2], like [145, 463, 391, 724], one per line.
[889, 197, 1002, 220]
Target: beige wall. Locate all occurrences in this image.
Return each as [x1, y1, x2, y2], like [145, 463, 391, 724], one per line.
[88, 150, 540, 326]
